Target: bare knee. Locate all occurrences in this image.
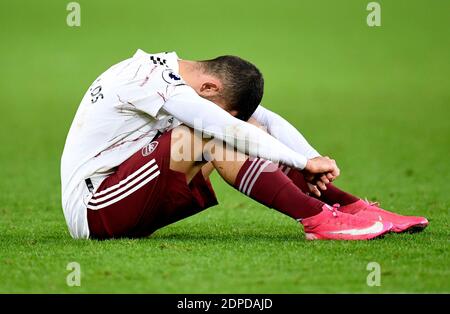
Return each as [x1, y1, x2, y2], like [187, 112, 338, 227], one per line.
[169, 126, 205, 182]
[169, 125, 249, 185]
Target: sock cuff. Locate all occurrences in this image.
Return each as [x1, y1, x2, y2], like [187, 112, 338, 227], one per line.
[234, 157, 272, 196]
[235, 157, 295, 206]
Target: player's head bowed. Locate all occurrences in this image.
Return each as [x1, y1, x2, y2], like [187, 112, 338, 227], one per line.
[182, 55, 264, 121]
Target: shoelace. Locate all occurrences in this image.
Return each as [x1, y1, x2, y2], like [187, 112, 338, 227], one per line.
[364, 198, 380, 207]
[327, 203, 341, 217]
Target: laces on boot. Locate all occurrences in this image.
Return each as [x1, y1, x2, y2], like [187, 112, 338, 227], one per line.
[327, 204, 341, 217]
[364, 198, 380, 207]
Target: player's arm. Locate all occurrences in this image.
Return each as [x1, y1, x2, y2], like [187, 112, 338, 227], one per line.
[251, 105, 338, 190]
[251, 105, 320, 159]
[162, 86, 336, 176]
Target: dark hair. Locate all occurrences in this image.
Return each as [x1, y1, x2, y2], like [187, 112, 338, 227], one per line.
[200, 55, 264, 121]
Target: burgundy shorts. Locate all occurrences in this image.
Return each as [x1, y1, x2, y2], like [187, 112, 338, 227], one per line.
[86, 130, 218, 239]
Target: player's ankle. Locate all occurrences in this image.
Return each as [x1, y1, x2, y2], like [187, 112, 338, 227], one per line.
[337, 199, 366, 214]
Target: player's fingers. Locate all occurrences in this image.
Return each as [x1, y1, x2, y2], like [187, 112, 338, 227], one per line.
[331, 168, 340, 179]
[326, 173, 334, 181]
[317, 180, 327, 190]
[320, 174, 330, 185]
[326, 160, 339, 179]
[308, 184, 321, 197]
[334, 165, 340, 178]
[313, 187, 321, 197]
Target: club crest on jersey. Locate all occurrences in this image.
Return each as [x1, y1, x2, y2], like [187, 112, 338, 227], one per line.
[142, 141, 159, 156]
[162, 69, 184, 85]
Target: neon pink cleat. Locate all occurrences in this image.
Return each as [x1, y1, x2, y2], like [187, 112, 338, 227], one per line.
[338, 200, 429, 233]
[301, 204, 393, 240]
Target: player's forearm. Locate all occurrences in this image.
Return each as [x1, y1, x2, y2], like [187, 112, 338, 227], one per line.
[210, 119, 309, 169]
[163, 90, 308, 169]
[252, 105, 320, 159]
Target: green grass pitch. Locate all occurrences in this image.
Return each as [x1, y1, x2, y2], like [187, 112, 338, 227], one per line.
[0, 0, 448, 293]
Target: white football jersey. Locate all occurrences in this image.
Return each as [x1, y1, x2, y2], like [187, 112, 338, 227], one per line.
[61, 49, 187, 239]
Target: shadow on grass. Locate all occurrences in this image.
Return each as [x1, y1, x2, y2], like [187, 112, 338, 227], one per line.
[148, 231, 304, 243]
[4, 223, 429, 248]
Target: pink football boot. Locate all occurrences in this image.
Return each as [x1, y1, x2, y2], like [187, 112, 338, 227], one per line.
[301, 204, 393, 240]
[338, 200, 429, 233]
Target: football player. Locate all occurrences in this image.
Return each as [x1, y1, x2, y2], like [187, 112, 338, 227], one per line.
[61, 49, 427, 240]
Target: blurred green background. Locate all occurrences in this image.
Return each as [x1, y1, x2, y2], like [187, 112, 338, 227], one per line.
[0, 0, 448, 293]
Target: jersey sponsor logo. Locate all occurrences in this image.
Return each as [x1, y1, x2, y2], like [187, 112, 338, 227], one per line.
[142, 141, 159, 156]
[162, 69, 184, 85]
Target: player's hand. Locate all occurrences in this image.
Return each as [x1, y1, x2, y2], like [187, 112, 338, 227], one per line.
[307, 182, 322, 197]
[303, 156, 340, 183]
[314, 172, 336, 191]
